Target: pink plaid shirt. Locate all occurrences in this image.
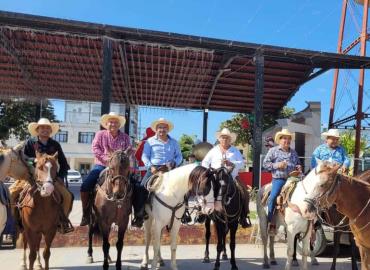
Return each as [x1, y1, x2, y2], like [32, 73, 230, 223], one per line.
[92, 130, 132, 166]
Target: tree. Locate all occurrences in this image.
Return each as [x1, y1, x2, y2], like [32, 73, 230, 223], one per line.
[0, 99, 57, 141]
[340, 130, 367, 157]
[220, 106, 295, 146]
[178, 134, 196, 160]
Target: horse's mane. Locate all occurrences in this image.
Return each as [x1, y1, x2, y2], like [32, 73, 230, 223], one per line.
[342, 173, 370, 187]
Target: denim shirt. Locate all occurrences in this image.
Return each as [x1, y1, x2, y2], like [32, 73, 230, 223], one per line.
[311, 144, 350, 169]
[263, 145, 300, 179]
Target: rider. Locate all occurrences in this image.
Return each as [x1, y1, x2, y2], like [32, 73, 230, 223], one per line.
[135, 127, 156, 178]
[311, 129, 350, 173]
[263, 128, 301, 235]
[132, 118, 183, 228]
[9, 118, 74, 234]
[202, 128, 251, 228]
[79, 112, 132, 226]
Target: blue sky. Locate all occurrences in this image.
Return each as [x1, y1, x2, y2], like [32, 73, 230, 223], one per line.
[2, 0, 368, 140]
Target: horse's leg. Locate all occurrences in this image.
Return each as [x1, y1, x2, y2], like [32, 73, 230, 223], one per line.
[330, 231, 340, 270]
[86, 223, 94, 263]
[214, 222, 223, 270]
[20, 232, 28, 270]
[292, 234, 299, 267]
[42, 230, 56, 270]
[115, 226, 126, 270]
[35, 250, 43, 270]
[229, 222, 238, 270]
[158, 230, 165, 267]
[299, 231, 311, 270]
[349, 233, 359, 270]
[141, 218, 152, 270]
[27, 231, 42, 270]
[203, 217, 211, 263]
[150, 220, 162, 270]
[285, 230, 295, 270]
[102, 227, 111, 270]
[269, 234, 277, 265]
[222, 227, 228, 261]
[169, 220, 181, 270]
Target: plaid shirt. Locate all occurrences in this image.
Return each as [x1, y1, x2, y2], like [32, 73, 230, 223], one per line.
[263, 145, 300, 179]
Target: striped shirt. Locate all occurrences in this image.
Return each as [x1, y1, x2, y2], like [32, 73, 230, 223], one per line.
[92, 130, 132, 166]
[263, 145, 300, 179]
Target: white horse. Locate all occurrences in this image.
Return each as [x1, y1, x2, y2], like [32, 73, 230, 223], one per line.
[256, 169, 320, 270]
[140, 163, 199, 270]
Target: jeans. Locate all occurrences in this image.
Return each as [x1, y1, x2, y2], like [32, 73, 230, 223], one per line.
[80, 165, 106, 192]
[267, 178, 286, 222]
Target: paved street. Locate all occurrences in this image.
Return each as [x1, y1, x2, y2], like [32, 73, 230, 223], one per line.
[0, 243, 358, 270]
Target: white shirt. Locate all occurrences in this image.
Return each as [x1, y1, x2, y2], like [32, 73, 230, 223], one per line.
[202, 145, 245, 179]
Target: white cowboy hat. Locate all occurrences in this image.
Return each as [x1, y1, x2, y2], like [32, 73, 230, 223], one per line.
[151, 118, 174, 132]
[274, 128, 294, 142]
[28, 118, 60, 137]
[100, 112, 126, 129]
[215, 128, 237, 144]
[321, 129, 340, 139]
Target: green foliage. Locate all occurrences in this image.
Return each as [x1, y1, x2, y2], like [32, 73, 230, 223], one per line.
[340, 130, 367, 156]
[220, 106, 295, 146]
[179, 134, 196, 160]
[0, 99, 57, 140]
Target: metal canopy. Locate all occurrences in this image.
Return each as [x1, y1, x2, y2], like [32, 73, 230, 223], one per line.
[1, 11, 370, 113]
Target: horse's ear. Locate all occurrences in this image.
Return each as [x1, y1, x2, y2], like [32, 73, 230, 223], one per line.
[52, 152, 58, 159]
[124, 147, 134, 157]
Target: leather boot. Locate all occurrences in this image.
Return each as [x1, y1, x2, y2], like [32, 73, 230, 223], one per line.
[80, 191, 90, 226]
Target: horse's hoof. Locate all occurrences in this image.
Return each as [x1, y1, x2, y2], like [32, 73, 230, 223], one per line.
[262, 263, 270, 269]
[203, 257, 210, 263]
[222, 253, 228, 260]
[86, 256, 94, 264]
[158, 259, 165, 266]
[311, 258, 319, 266]
[292, 260, 299, 267]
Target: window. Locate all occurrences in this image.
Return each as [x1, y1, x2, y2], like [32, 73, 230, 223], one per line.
[54, 131, 68, 143]
[78, 132, 95, 144]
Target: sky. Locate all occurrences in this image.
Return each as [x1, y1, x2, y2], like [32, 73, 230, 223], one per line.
[1, 0, 369, 140]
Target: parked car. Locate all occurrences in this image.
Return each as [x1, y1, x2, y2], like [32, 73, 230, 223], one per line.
[67, 170, 82, 183]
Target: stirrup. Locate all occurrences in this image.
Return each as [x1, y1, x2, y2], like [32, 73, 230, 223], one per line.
[181, 209, 192, 224]
[131, 217, 144, 228]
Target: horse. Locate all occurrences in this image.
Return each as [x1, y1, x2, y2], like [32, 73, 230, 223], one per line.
[140, 164, 214, 270]
[256, 169, 323, 270]
[18, 152, 60, 270]
[86, 149, 133, 270]
[302, 161, 370, 270]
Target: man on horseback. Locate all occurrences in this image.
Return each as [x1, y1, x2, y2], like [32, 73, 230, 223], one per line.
[263, 128, 301, 235]
[202, 128, 251, 228]
[79, 112, 133, 226]
[132, 118, 183, 228]
[311, 129, 350, 173]
[9, 118, 74, 233]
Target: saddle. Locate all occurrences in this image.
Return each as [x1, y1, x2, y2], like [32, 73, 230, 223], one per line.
[17, 183, 63, 209]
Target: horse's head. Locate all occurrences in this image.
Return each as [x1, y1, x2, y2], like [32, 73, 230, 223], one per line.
[0, 143, 30, 182]
[106, 149, 132, 200]
[35, 152, 59, 197]
[301, 160, 341, 218]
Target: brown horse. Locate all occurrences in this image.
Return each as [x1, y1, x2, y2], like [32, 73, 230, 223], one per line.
[87, 149, 133, 270]
[18, 152, 60, 270]
[303, 162, 370, 270]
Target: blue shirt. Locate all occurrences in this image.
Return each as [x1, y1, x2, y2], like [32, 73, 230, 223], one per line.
[142, 135, 183, 168]
[263, 145, 300, 179]
[311, 144, 350, 169]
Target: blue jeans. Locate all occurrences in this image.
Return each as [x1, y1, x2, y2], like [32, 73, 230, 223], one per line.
[140, 170, 153, 188]
[267, 178, 286, 222]
[80, 165, 106, 192]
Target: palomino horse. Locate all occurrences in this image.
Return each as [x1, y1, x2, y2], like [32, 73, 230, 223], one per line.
[256, 169, 321, 270]
[302, 161, 370, 270]
[87, 149, 133, 270]
[19, 152, 60, 270]
[140, 164, 214, 270]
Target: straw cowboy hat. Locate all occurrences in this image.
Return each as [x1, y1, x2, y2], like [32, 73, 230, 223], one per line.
[100, 112, 126, 129]
[151, 118, 174, 132]
[321, 129, 340, 139]
[28, 118, 60, 137]
[215, 128, 237, 144]
[274, 128, 294, 142]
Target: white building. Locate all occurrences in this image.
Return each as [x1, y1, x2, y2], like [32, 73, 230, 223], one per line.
[262, 102, 321, 171]
[53, 101, 138, 174]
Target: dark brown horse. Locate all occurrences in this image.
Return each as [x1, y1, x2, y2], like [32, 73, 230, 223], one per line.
[304, 162, 370, 270]
[18, 152, 60, 270]
[86, 149, 133, 270]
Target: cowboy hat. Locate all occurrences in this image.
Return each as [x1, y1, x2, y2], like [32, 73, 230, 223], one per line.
[321, 129, 340, 139]
[274, 128, 294, 142]
[28, 118, 60, 137]
[215, 128, 237, 144]
[151, 118, 174, 132]
[100, 112, 126, 129]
